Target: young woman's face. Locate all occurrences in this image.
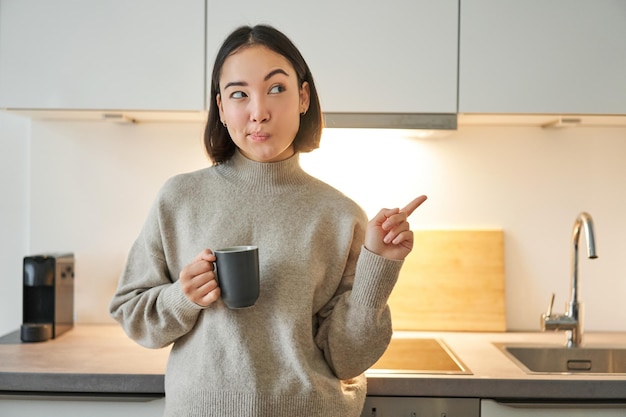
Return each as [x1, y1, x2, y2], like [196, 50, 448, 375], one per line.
[217, 45, 310, 163]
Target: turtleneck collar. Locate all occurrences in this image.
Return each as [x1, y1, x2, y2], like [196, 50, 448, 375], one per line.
[215, 150, 312, 193]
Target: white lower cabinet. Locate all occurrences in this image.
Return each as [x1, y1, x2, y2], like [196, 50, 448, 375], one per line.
[3, 395, 625, 416]
[481, 399, 626, 417]
[0, 396, 165, 417]
[361, 396, 479, 417]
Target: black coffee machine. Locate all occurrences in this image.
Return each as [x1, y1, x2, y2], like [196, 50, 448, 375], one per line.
[21, 253, 75, 342]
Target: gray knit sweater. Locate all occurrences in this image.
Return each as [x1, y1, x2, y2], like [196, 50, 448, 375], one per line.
[109, 150, 403, 417]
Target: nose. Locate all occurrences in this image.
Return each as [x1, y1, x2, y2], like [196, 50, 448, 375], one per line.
[249, 96, 270, 123]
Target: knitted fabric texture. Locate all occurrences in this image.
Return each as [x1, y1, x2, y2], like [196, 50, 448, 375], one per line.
[110, 151, 403, 417]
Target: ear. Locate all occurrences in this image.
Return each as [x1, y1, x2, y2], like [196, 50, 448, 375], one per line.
[300, 81, 310, 114]
[216, 93, 225, 123]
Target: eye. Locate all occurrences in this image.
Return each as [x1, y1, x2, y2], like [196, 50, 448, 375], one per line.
[269, 84, 286, 94]
[230, 91, 247, 99]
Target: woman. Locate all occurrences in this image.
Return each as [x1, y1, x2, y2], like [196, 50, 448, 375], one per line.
[110, 24, 426, 417]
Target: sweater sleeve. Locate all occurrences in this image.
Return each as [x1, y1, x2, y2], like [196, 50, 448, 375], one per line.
[109, 195, 204, 349]
[314, 244, 403, 380]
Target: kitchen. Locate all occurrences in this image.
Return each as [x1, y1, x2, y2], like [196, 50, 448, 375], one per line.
[1, 0, 626, 416]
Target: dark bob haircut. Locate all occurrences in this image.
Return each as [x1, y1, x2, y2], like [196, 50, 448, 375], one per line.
[204, 24, 323, 164]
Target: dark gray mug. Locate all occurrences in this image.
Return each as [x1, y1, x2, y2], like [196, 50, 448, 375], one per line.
[214, 246, 259, 309]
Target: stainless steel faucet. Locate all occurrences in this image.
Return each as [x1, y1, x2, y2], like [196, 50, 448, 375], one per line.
[541, 212, 598, 348]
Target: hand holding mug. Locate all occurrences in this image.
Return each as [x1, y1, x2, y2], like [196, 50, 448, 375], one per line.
[181, 247, 260, 309]
[180, 249, 221, 307]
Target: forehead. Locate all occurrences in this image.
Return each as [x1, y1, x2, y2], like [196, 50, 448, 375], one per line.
[220, 45, 296, 82]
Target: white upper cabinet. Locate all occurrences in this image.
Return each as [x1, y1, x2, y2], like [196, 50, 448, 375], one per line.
[205, 0, 459, 114]
[459, 0, 626, 114]
[0, 0, 205, 111]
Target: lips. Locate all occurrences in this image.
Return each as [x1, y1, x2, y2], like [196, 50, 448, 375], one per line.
[249, 132, 270, 142]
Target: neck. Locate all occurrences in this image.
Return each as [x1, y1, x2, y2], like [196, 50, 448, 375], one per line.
[216, 150, 311, 193]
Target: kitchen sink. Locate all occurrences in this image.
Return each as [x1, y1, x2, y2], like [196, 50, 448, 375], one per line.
[368, 338, 471, 375]
[496, 343, 626, 375]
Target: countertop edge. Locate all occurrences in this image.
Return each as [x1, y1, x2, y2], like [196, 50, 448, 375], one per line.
[0, 372, 164, 396]
[365, 376, 626, 400]
[3, 372, 626, 401]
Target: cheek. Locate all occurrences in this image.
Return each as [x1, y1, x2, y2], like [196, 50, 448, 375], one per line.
[284, 112, 302, 140]
[222, 104, 245, 125]
[276, 97, 302, 119]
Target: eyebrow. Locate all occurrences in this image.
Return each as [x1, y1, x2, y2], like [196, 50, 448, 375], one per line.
[223, 68, 290, 90]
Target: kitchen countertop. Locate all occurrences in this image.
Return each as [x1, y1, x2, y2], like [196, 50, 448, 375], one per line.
[1, 325, 625, 401]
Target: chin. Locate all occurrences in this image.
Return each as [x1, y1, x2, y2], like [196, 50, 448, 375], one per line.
[245, 146, 294, 163]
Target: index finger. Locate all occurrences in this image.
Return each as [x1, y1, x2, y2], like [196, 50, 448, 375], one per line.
[401, 195, 428, 217]
[191, 249, 215, 263]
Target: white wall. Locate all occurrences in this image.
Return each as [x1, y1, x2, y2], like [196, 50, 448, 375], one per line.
[11, 120, 626, 332]
[303, 126, 626, 331]
[28, 120, 208, 324]
[0, 112, 30, 336]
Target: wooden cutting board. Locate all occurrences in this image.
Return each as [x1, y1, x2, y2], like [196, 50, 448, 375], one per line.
[389, 229, 506, 332]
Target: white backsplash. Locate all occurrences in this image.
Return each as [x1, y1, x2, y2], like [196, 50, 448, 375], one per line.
[1, 116, 625, 335]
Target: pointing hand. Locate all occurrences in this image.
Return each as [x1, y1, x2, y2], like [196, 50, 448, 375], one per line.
[364, 195, 427, 260]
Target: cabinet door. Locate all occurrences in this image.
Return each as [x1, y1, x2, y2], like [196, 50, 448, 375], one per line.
[0, 0, 205, 111]
[481, 399, 626, 417]
[205, 0, 458, 114]
[0, 397, 165, 417]
[459, 0, 626, 114]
